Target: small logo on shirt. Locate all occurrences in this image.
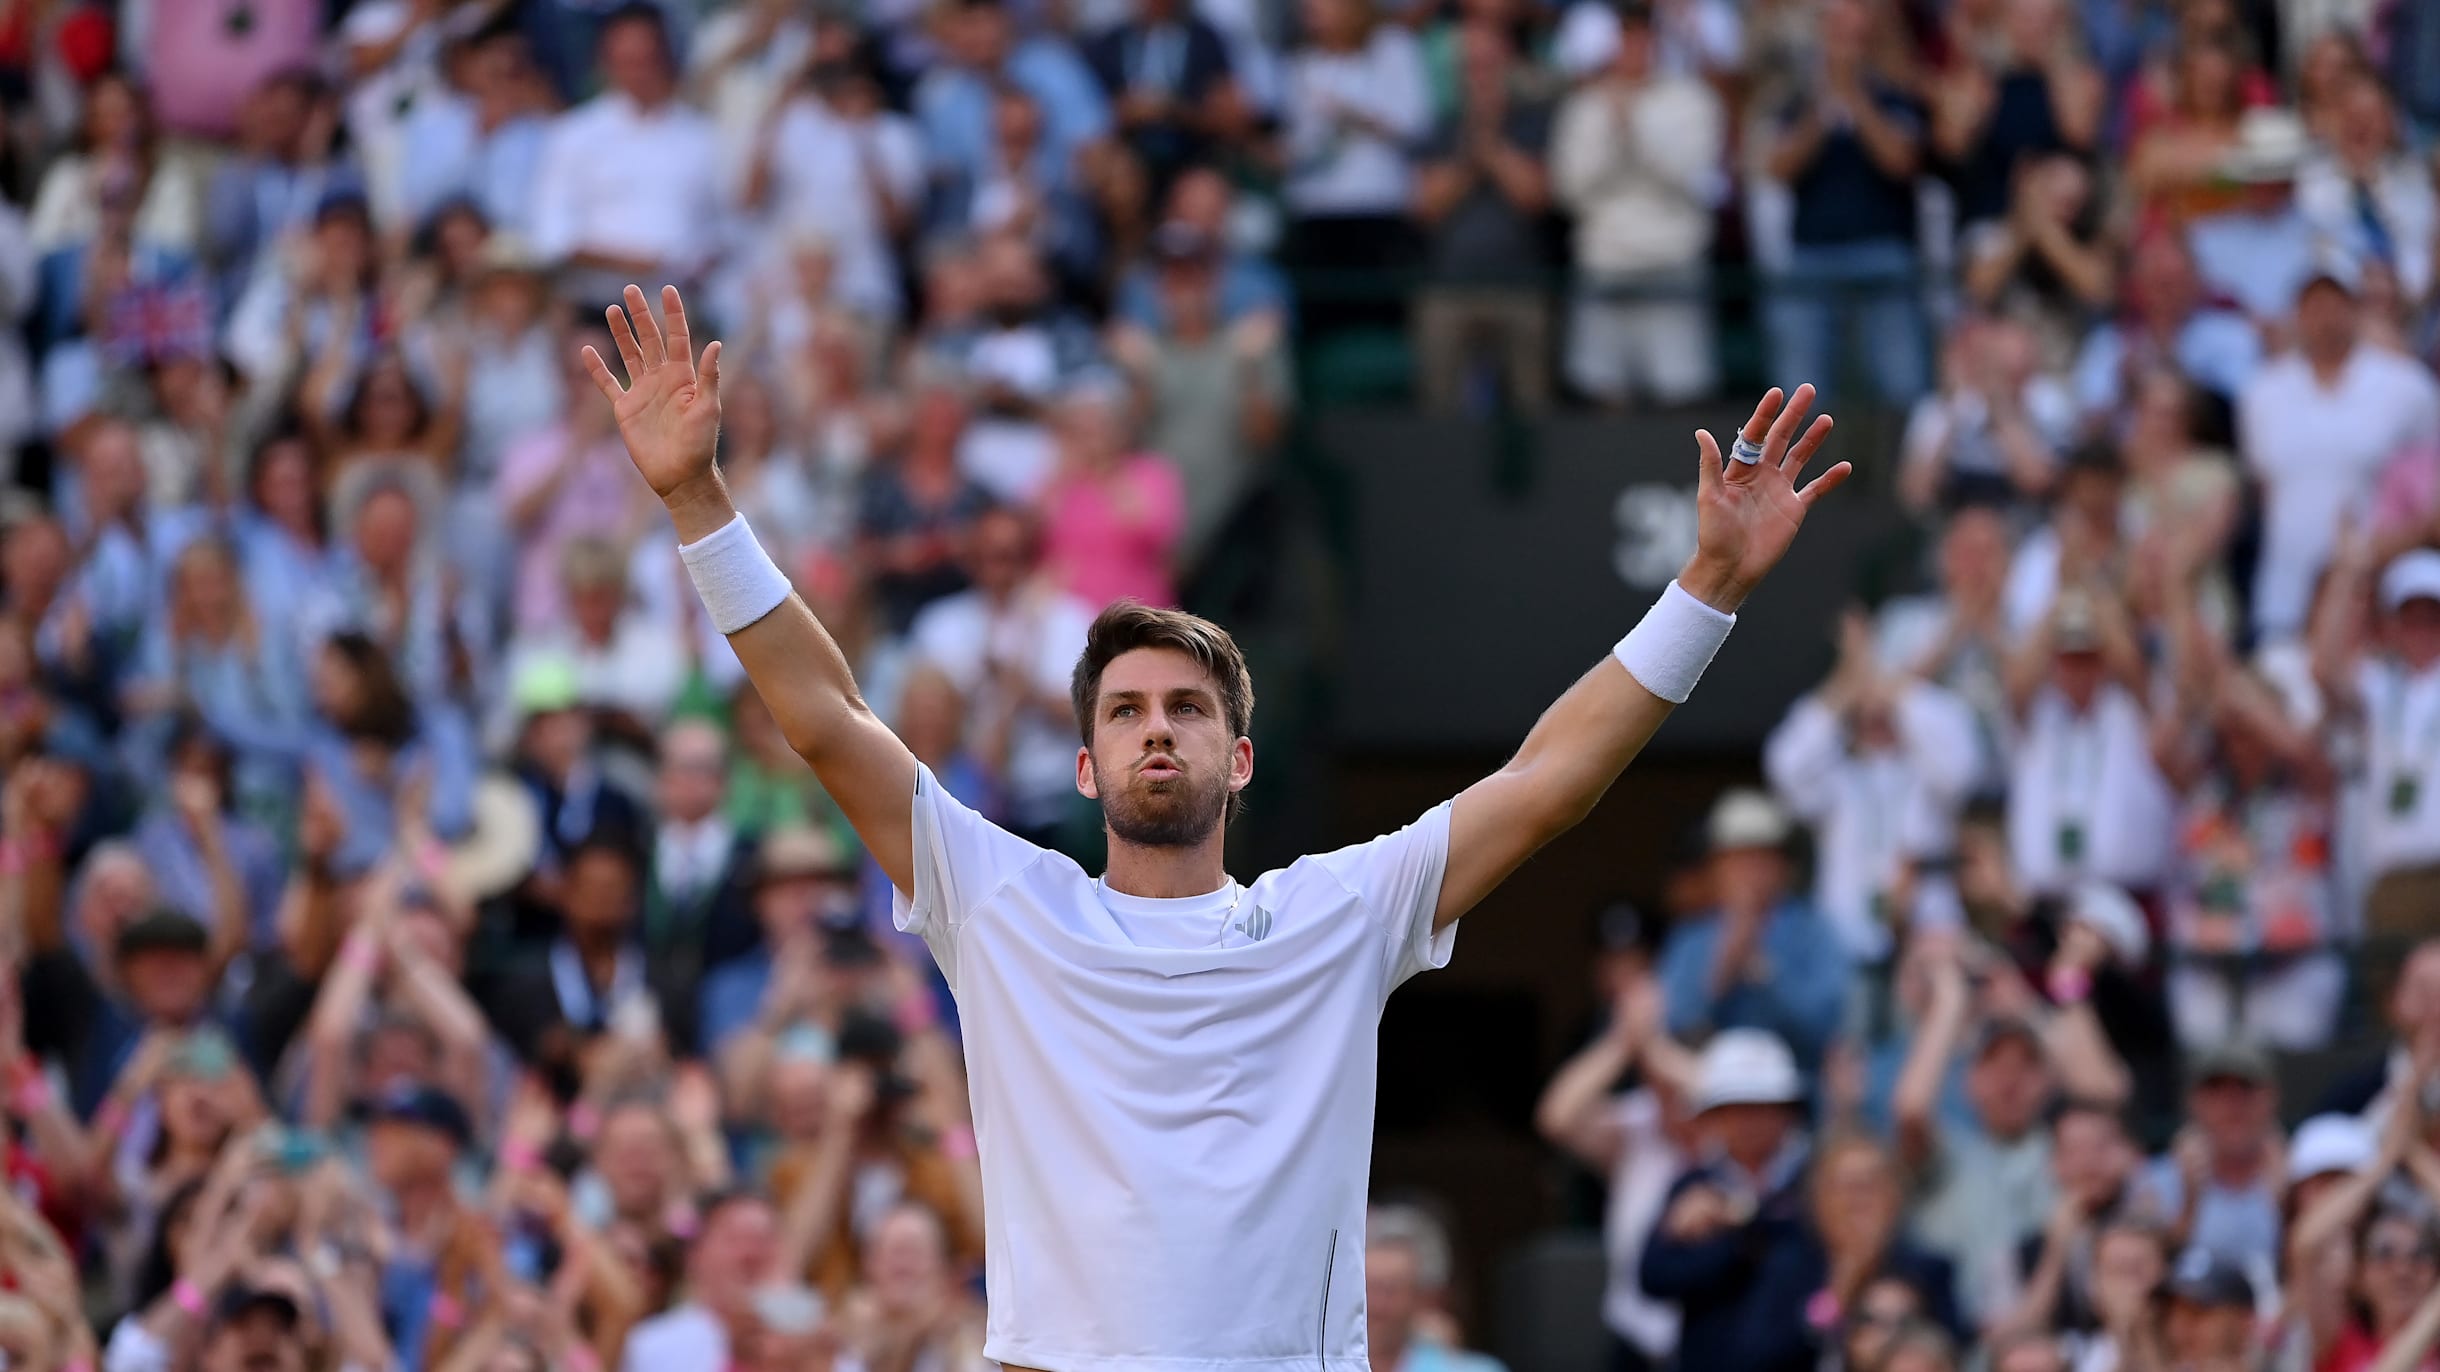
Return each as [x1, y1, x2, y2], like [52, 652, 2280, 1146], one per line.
[1234, 905, 1274, 942]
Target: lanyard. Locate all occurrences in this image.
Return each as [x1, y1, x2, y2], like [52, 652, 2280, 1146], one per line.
[2051, 706, 2107, 825]
[2380, 668, 2440, 778]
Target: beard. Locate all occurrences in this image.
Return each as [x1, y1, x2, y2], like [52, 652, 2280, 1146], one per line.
[1095, 756, 1230, 848]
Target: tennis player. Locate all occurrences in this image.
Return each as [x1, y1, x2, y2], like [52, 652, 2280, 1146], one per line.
[583, 284, 1848, 1372]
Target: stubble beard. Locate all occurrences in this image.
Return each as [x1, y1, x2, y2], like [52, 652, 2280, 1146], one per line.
[1096, 758, 1230, 848]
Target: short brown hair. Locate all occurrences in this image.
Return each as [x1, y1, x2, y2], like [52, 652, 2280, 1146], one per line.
[1070, 601, 1255, 811]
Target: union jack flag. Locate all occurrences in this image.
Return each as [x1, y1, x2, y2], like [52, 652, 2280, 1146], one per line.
[99, 280, 213, 370]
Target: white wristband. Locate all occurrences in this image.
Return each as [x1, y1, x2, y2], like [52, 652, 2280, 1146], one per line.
[678, 514, 793, 635]
[1612, 581, 1736, 703]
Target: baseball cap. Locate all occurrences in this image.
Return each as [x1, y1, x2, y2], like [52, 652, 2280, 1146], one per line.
[213, 1284, 303, 1329]
[2381, 550, 2440, 613]
[2288, 1114, 2376, 1184]
[364, 1082, 473, 1150]
[1693, 1029, 1803, 1114]
[115, 909, 210, 961]
[1706, 789, 1791, 854]
[2163, 1248, 2255, 1311]
[2190, 1038, 2275, 1089]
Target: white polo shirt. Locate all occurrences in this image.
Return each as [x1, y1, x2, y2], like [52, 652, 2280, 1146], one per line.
[894, 767, 1455, 1372]
[2360, 658, 2440, 878]
[530, 94, 725, 274]
[1763, 682, 1985, 960]
[2006, 684, 2178, 896]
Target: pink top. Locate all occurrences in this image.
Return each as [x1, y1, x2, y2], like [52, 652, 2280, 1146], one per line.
[495, 423, 652, 634]
[1041, 453, 1186, 610]
[2373, 440, 2440, 546]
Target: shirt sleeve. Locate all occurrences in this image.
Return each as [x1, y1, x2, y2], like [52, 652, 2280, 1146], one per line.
[103, 1317, 172, 1372]
[890, 764, 1050, 988]
[527, 117, 581, 263]
[1312, 800, 1456, 996]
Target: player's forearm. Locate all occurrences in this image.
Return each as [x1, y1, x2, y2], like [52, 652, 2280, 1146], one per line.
[1440, 572, 1736, 926]
[1503, 662, 1677, 837]
[666, 477, 920, 890]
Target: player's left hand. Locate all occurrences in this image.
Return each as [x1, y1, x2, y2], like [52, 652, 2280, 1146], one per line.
[1679, 383, 1846, 613]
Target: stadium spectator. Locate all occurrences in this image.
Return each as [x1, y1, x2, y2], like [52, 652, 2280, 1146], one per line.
[905, 505, 1094, 847]
[397, 26, 552, 241]
[1736, 1132, 1960, 1372]
[1656, 790, 1850, 1070]
[1038, 379, 1184, 610]
[1760, 0, 1927, 408]
[1535, 917, 1690, 1371]
[1365, 1203, 1510, 1372]
[1281, 0, 1431, 335]
[1639, 1029, 1813, 1371]
[1550, 0, 1723, 408]
[1408, 18, 1553, 417]
[2295, 70, 2434, 308]
[2070, 232, 2261, 432]
[2246, 274, 2440, 642]
[1105, 222, 1289, 575]
[530, 7, 725, 306]
[1764, 611, 1981, 960]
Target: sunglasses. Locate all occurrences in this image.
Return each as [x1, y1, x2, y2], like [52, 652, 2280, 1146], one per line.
[2367, 1239, 2437, 1265]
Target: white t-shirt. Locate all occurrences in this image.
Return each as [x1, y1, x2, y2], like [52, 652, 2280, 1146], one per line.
[894, 767, 1456, 1372]
[762, 98, 924, 319]
[530, 95, 726, 273]
[617, 1305, 726, 1372]
[2240, 348, 2440, 642]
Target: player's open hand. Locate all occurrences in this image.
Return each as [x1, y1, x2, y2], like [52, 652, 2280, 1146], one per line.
[581, 284, 724, 504]
[1680, 384, 1847, 612]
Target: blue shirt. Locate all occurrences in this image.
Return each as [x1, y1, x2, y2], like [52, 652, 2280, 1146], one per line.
[307, 705, 479, 880]
[2072, 309, 2263, 412]
[1114, 253, 1292, 334]
[1657, 900, 1850, 1070]
[914, 38, 1111, 183]
[698, 957, 769, 1058]
[397, 96, 549, 236]
[2187, 205, 2323, 323]
[134, 809, 286, 947]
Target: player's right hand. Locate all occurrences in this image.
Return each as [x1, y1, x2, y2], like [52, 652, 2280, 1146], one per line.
[582, 284, 724, 503]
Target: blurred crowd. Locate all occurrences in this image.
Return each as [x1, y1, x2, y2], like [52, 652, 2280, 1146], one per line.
[0, 0, 2436, 1370]
[1537, 0, 2440, 1352]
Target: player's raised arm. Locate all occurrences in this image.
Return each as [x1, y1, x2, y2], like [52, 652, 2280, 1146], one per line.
[583, 285, 920, 893]
[1435, 384, 1848, 930]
